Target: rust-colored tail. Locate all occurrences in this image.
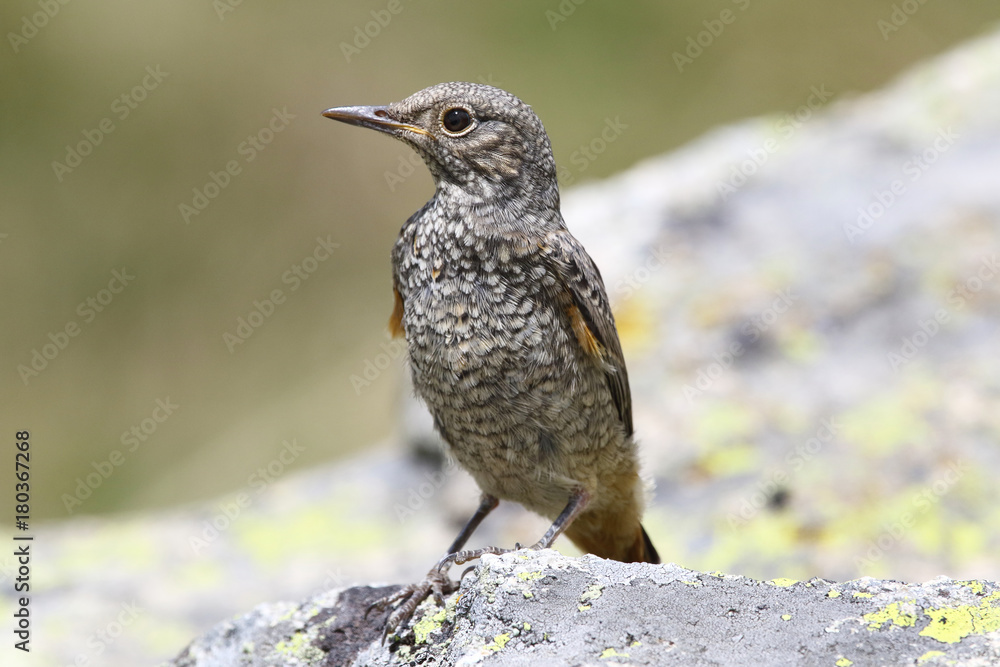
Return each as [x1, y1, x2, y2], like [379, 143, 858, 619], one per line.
[637, 525, 660, 564]
[564, 512, 660, 564]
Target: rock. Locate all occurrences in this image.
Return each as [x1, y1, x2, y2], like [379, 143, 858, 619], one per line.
[168, 550, 1000, 666]
[170, 585, 398, 667]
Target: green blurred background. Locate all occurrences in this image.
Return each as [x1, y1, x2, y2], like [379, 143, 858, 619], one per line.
[3, 0, 999, 521]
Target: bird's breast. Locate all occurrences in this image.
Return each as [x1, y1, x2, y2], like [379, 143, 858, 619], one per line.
[404, 266, 547, 373]
[395, 235, 570, 392]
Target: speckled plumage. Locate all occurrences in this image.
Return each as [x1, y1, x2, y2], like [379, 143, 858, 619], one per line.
[323, 82, 657, 631]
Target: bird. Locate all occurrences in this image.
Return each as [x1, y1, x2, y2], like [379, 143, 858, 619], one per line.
[322, 82, 659, 636]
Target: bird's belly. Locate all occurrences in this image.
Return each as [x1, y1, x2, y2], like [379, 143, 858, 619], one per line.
[401, 281, 621, 516]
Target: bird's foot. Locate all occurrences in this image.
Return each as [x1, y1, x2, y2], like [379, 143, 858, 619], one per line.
[369, 553, 461, 642]
[372, 544, 527, 641]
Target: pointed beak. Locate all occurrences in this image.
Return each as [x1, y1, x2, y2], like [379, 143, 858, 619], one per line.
[321, 105, 432, 137]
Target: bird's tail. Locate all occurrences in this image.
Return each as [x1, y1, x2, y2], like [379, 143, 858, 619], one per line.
[564, 510, 660, 564]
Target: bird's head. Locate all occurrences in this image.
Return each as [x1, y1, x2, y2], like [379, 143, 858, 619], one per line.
[323, 82, 559, 207]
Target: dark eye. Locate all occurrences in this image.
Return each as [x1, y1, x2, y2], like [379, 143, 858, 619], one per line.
[442, 108, 473, 134]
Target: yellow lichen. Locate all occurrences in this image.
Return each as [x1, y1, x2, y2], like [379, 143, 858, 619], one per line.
[484, 632, 511, 653]
[957, 580, 984, 595]
[770, 578, 798, 587]
[275, 607, 298, 623]
[580, 584, 603, 603]
[917, 651, 946, 664]
[835, 658, 853, 666]
[864, 600, 918, 630]
[412, 606, 448, 645]
[578, 583, 603, 611]
[273, 632, 322, 663]
[919, 591, 1000, 644]
[599, 647, 629, 659]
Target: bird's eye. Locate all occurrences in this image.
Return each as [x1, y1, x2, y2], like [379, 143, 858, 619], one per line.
[442, 108, 473, 135]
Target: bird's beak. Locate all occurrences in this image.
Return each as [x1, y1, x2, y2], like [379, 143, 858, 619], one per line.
[321, 105, 432, 137]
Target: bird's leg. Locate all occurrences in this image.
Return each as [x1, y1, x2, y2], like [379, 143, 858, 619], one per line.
[372, 494, 498, 638]
[449, 487, 592, 564]
[527, 487, 592, 551]
[390, 489, 592, 629]
[444, 494, 500, 555]
[376, 489, 592, 639]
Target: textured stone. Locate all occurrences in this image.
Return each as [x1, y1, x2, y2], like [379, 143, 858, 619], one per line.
[169, 550, 1000, 666]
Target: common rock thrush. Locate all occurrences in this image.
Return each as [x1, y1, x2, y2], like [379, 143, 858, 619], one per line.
[323, 82, 659, 635]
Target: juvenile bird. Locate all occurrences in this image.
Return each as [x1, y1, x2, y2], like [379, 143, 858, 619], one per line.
[323, 82, 659, 635]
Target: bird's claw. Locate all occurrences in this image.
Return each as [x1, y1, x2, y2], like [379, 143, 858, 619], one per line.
[372, 544, 522, 641]
[374, 560, 460, 642]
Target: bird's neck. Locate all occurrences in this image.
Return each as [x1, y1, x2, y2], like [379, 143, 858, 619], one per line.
[433, 178, 560, 224]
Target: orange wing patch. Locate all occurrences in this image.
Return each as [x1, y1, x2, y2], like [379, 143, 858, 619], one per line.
[389, 287, 405, 338]
[567, 304, 605, 361]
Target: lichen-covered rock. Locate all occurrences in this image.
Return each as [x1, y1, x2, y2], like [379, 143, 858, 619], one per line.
[170, 585, 400, 667]
[169, 550, 1000, 666]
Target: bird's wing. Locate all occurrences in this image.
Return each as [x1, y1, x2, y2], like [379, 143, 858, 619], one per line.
[541, 230, 633, 437]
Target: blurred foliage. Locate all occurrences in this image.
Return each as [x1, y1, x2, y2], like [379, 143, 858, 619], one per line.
[2, 0, 999, 520]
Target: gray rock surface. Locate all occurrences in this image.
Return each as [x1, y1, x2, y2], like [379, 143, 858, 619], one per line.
[170, 550, 1000, 666]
